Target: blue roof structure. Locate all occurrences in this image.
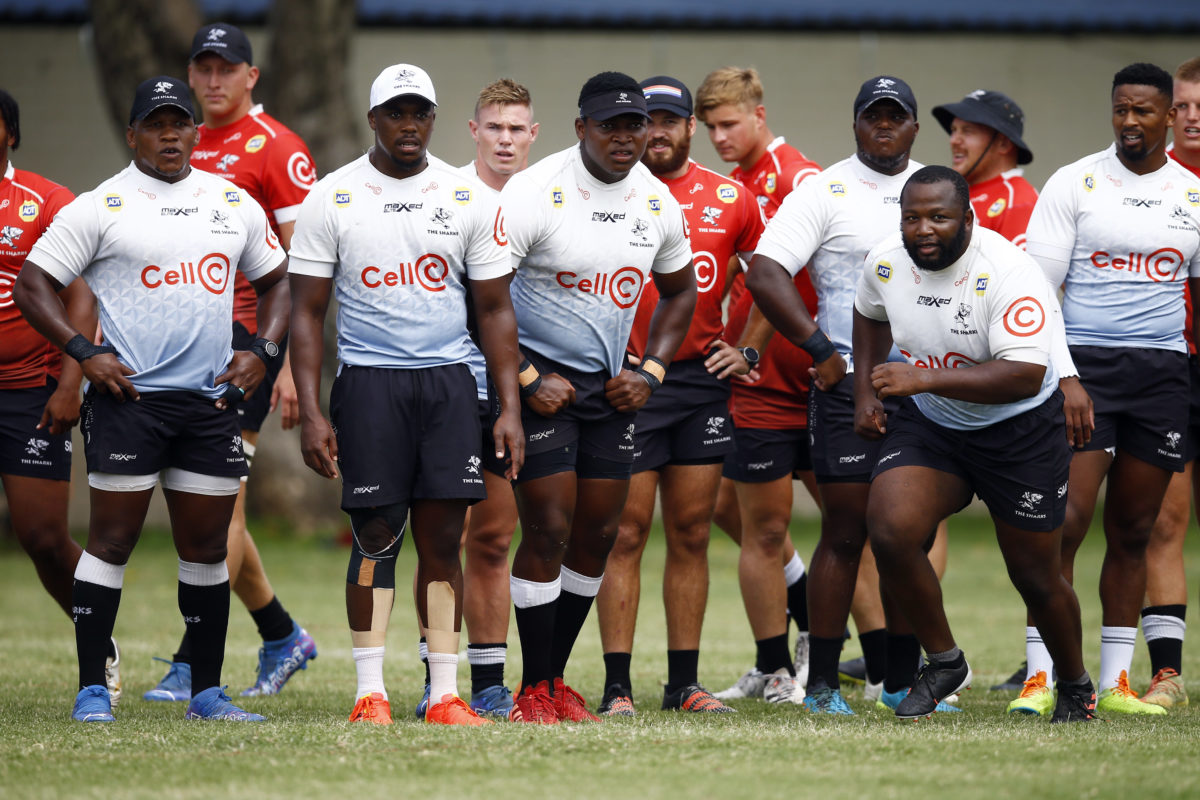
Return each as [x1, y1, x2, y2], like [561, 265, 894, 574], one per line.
[3, 0, 1197, 31]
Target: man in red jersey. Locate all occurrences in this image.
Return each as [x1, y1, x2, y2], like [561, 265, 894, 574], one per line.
[143, 22, 317, 704]
[694, 67, 831, 703]
[0, 89, 114, 698]
[594, 76, 759, 716]
[932, 90, 1039, 249]
[1138, 56, 1200, 709]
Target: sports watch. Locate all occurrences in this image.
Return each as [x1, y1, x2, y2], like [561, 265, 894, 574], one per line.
[250, 338, 280, 364]
[738, 346, 760, 369]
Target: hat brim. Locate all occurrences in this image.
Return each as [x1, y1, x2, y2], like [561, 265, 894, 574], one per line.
[371, 92, 438, 111]
[586, 107, 651, 122]
[857, 95, 916, 118]
[932, 102, 1033, 165]
[190, 46, 248, 64]
[644, 102, 692, 118]
[132, 101, 195, 124]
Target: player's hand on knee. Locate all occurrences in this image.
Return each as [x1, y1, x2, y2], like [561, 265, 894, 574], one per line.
[810, 351, 847, 391]
[38, 383, 83, 434]
[527, 372, 575, 416]
[605, 369, 652, 413]
[215, 351, 268, 409]
[300, 416, 339, 478]
[493, 408, 525, 480]
[84, 353, 139, 403]
[1059, 376, 1093, 448]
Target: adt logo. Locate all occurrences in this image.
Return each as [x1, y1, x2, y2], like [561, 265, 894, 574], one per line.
[875, 261, 891, 282]
[335, 191, 352, 206]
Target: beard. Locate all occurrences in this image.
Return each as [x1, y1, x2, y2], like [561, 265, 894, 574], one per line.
[904, 224, 969, 272]
[642, 139, 690, 176]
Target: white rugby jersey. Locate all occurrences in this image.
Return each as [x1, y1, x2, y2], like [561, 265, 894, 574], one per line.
[289, 154, 509, 369]
[855, 227, 1060, 430]
[754, 154, 923, 372]
[1026, 145, 1200, 351]
[501, 146, 692, 376]
[29, 163, 283, 397]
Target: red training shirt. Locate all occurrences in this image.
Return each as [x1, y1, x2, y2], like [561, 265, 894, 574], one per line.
[968, 169, 1039, 250]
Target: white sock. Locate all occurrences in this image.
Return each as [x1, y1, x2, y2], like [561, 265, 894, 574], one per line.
[468, 645, 507, 666]
[1025, 626, 1053, 681]
[75, 551, 126, 589]
[510, 575, 561, 608]
[428, 651, 459, 703]
[560, 566, 603, 598]
[1142, 613, 1187, 643]
[783, 552, 805, 586]
[353, 646, 386, 700]
[1098, 626, 1137, 691]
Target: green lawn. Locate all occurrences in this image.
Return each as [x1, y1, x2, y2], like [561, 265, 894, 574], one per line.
[1, 511, 1197, 800]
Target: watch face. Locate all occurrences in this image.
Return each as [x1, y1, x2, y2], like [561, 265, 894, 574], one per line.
[264, 341, 280, 358]
[741, 346, 759, 364]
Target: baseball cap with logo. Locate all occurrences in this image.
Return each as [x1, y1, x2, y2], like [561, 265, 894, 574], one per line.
[932, 90, 1033, 165]
[190, 23, 253, 65]
[579, 75, 650, 121]
[640, 76, 693, 118]
[370, 64, 437, 111]
[853, 75, 918, 119]
[128, 76, 196, 125]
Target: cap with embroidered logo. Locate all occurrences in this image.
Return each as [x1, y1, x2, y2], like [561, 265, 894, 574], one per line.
[190, 23, 253, 65]
[370, 64, 437, 111]
[128, 76, 195, 125]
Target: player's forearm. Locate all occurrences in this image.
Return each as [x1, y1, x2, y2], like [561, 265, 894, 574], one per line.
[473, 290, 522, 414]
[58, 278, 99, 391]
[737, 303, 776, 352]
[745, 255, 820, 348]
[852, 310, 893, 404]
[13, 262, 78, 349]
[254, 274, 291, 345]
[921, 360, 1046, 404]
[287, 275, 331, 419]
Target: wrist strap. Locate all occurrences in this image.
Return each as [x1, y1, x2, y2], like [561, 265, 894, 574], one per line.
[636, 355, 667, 392]
[518, 357, 541, 388]
[249, 339, 272, 366]
[799, 330, 836, 363]
[64, 334, 116, 363]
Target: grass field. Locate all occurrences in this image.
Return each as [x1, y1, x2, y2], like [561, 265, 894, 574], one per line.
[1, 510, 1198, 800]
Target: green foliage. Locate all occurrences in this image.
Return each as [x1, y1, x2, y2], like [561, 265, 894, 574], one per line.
[1, 515, 1197, 799]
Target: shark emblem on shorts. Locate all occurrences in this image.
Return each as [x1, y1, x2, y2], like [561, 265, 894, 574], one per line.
[230, 435, 243, 455]
[1019, 491, 1043, 511]
[466, 455, 481, 475]
[1166, 431, 1182, 451]
[25, 438, 49, 457]
[705, 416, 725, 436]
[624, 423, 635, 443]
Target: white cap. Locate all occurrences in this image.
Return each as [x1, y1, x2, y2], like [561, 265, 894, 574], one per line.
[369, 64, 437, 111]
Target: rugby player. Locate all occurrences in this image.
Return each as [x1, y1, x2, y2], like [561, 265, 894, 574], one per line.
[500, 71, 695, 723]
[289, 64, 522, 726]
[852, 165, 1094, 723]
[0, 90, 117, 701]
[746, 76, 956, 715]
[15, 76, 289, 723]
[932, 90, 1038, 248]
[143, 21, 318, 704]
[413, 78, 539, 721]
[593, 75, 755, 716]
[694, 66, 827, 704]
[1137, 56, 1200, 710]
[1025, 62, 1200, 715]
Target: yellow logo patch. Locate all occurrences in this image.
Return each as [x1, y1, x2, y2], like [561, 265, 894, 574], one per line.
[245, 135, 267, 153]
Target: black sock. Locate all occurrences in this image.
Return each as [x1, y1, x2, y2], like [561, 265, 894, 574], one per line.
[808, 635, 843, 691]
[249, 595, 294, 642]
[516, 601, 557, 689]
[603, 651, 633, 694]
[755, 634, 793, 676]
[786, 574, 809, 632]
[859, 628, 888, 685]
[178, 579, 231, 695]
[420, 636, 430, 685]
[550, 590, 595, 679]
[666, 649, 699, 693]
[1143, 604, 1186, 674]
[884, 633, 921, 693]
[74, 580, 121, 690]
[468, 643, 506, 694]
[172, 630, 192, 666]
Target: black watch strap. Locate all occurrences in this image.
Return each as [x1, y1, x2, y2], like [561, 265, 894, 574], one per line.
[249, 338, 279, 365]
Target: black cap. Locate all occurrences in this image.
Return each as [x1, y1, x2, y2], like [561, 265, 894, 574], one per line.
[580, 87, 650, 121]
[128, 76, 195, 125]
[640, 76, 693, 118]
[190, 23, 253, 65]
[932, 90, 1033, 165]
[854, 76, 917, 119]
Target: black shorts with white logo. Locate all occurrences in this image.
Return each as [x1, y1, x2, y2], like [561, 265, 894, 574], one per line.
[632, 358, 733, 473]
[871, 391, 1070, 532]
[500, 349, 637, 482]
[722, 426, 812, 483]
[1071, 345, 1189, 472]
[1186, 356, 1200, 462]
[81, 388, 247, 478]
[0, 380, 72, 481]
[232, 322, 289, 434]
[331, 363, 485, 510]
[809, 378, 907, 483]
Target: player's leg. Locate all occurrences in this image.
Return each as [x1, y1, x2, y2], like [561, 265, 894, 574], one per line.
[843, 542, 887, 694]
[712, 476, 741, 545]
[3, 474, 79, 615]
[1141, 463, 1191, 708]
[595, 468, 657, 715]
[462, 467, 519, 717]
[659, 461, 732, 712]
[345, 503, 405, 724]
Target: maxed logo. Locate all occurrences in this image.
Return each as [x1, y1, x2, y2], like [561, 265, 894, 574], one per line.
[556, 266, 645, 309]
[141, 253, 232, 295]
[1089, 248, 1184, 282]
[361, 253, 450, 292]
[899, 349, 979, 369]
[592, 211, 626, 223]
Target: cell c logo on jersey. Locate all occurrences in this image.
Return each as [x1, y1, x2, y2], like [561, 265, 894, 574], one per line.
[244, 135, 267, 154]
[901, 349, 978, 369]
[555, 266, 645, 309]
[287, 152, 316, 190]
[692, 251, 719, 294]
[361, 253, 450, 292]
[0, 271, 14, 309]
[1002, 296, 1045, 337]
[141, 252, 231, 296]
[1089, 248, 1184, 283]
[493, 207, 507, 247]
[717, 184, 738, 204]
